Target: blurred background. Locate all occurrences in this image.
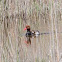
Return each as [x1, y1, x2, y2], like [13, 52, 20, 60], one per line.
[0, 0, 62, 62]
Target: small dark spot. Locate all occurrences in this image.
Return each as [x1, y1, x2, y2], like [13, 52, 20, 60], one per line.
[47, 7, 48, 10]
[2, 20, 3, 22]
[11, 0, 12, 3]
[7, 22, 8, 28]
[6, 16, 8, 19]
[24, 1, 25, 5]
[6, 7, 8, 10]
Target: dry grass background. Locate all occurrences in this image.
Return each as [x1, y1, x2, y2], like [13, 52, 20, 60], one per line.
[0, 0, 62, 62]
